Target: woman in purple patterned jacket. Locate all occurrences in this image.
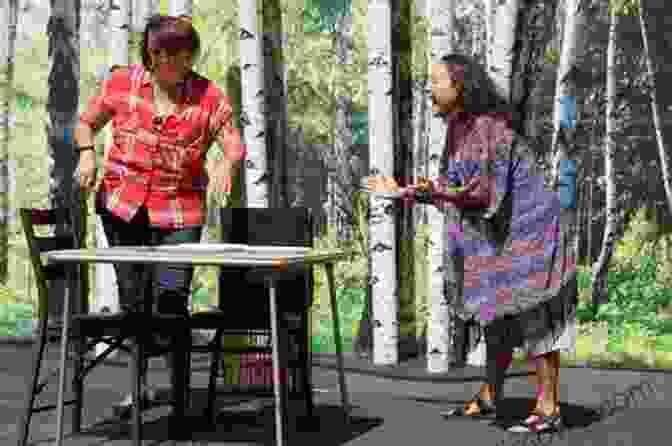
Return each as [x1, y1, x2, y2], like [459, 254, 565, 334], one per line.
[366, 53, 578, 433]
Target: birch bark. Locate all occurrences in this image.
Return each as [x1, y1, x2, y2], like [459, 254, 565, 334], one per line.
[425, 0, 456, 373]
[240, 0, 269, 208]
[592, 2, 619, 307]
[169, 0, 192, 16]
[368, 0, 398, 365]
[92, 0, 129, 357]
[638, 0, 672, 216]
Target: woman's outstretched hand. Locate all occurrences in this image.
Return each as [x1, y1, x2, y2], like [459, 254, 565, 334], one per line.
[364, 175, 401, 194]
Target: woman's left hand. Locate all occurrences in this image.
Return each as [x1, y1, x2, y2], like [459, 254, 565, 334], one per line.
[210, 159, 235, 196]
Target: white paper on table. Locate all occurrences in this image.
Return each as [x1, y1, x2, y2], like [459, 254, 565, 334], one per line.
[155, 243, 311, 256]
[154, 243, 248, 252]
[240, 246, 312, 256]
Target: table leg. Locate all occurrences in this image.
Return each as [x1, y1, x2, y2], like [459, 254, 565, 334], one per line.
[268, 277, 289, 446]
[131, 336, 143, 446]
[55, 275, 72, 446]
[170, 329, 188, 440]
[325, 262, 350, 422]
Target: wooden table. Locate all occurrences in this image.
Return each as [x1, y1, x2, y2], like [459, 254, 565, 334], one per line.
[45, 245, 352, 446]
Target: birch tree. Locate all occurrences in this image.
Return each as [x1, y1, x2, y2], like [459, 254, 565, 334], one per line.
[638, 0, 672, 216]
[489, 0, 519, 104]
[0, 0, 18, 283]
[240, 0, 269, 208]
[550, 0, 591, 184]
[47, 0, 84, 321]
[368, 0, 398, 365]
[484, 0, 496, 70]
[91, 0, 129, 357]
[169, 0, 192, 16]
[592, 0, 619, 306]
[421, 0, 457, 373]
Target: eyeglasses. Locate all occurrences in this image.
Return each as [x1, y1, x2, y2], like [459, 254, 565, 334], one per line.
[149, 49, 192, 65]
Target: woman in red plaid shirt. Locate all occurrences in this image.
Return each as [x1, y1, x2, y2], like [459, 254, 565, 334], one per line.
[74, 14, 245, 417]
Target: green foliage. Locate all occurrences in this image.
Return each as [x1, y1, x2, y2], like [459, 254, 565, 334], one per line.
[544, 47, 561, 66]
[577, 207, 672, 353]
[578, 250, 672, 347]
[609, 0, 640, 16]
[613, 206, 659, 270]
[302, 0, 352, 34]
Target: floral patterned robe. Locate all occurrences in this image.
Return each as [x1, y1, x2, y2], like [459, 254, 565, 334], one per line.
[428, 112, 578, 353]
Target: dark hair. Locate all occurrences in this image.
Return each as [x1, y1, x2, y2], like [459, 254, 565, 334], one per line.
[140, 14, 201, 70]
[437, 54, 514, 176]
[438, 53, 510, 115]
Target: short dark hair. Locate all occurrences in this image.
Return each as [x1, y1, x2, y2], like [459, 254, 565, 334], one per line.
[140, 14, 201, 70]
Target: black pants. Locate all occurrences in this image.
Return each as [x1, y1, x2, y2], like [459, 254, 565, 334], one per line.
[99, 207, 202, 317]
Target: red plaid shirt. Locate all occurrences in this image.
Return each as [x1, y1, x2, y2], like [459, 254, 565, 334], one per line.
[80, 64, 245, 229]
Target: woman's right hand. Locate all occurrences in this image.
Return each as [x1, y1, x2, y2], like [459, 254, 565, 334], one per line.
[364, 175, 400, 194]
[77, 150, 97, 193]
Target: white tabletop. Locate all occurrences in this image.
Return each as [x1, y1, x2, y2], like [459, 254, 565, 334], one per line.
[44, 244, 350, 268]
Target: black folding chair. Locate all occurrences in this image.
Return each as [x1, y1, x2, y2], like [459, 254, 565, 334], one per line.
[188, 207, 316, 426]
[16, 207, 189, 446]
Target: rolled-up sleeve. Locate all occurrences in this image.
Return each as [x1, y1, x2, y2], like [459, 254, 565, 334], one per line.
[209, 95, 246, 162]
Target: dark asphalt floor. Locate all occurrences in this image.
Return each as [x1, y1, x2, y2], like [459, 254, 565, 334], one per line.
[1, 342, 670, 445]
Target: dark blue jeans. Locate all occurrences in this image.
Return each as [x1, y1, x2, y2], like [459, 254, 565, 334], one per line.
[99, 206, 202, 317]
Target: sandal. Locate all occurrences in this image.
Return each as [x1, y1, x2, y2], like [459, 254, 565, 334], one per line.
[441, 394, 497, 419]
[507, 412, 562, 433]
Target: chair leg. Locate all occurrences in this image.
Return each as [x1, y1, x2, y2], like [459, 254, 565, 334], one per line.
[168, 328, 188, 440]
[130, 337, 143, 446]
[71, 335, 86, 433]
[185, 348, 192, 411]
[16, 317, 49, 446]
[297, 312, 314, 419]
[206, 328, 224, 426]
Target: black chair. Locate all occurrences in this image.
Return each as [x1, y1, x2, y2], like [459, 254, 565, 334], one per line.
[16, 208, 189, 446]
[188, 207, 315, 426]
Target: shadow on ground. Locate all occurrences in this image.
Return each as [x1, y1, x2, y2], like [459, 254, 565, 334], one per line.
[74, 389, 382, 445]
[401, 394, 601, 432]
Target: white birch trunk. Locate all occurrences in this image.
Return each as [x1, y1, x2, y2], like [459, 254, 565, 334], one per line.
[169, 0, 192, 17]
[591, 4, 619, 307]
[240, 0, 269, 208]
[638, 0, 672, 217]
[484, 0, 497, 71]
[92, 0, 129, 357]
[425, 0, 456, 373]
[47, 0, 82, 321]
[368, 0, 398, 366]
[0, 0, 18, 282]
[489, 0, 519, 101]
[551, 0, 589, 183]
[131, 0, 156, 31]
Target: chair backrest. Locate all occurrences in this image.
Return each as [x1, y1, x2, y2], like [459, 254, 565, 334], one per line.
[217, 207, 314, 330]
[20, 208, 88, 321]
